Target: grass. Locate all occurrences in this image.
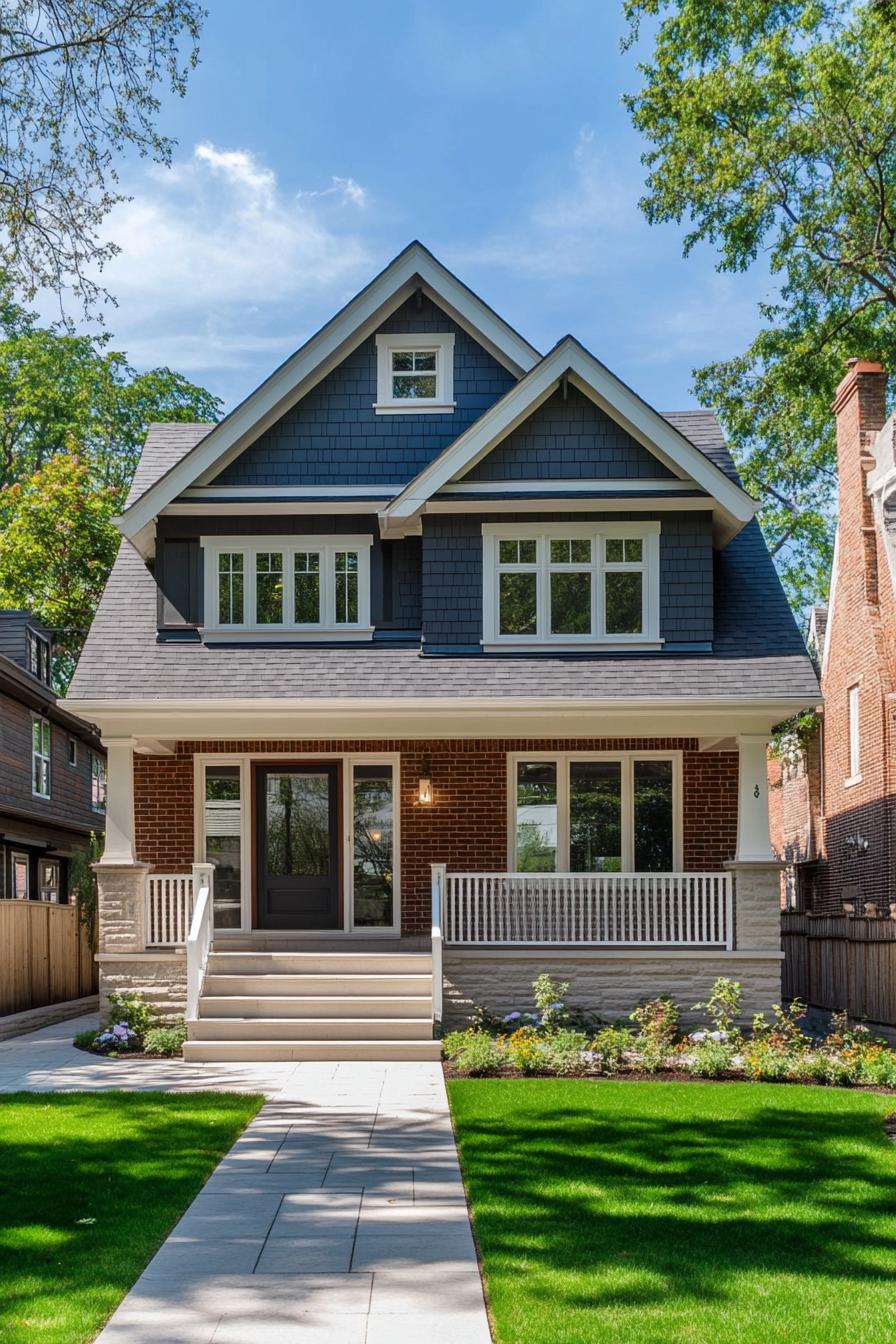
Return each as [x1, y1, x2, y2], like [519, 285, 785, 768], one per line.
[448, 1079, 896, 1344]
[0, 1090, 263, 1344]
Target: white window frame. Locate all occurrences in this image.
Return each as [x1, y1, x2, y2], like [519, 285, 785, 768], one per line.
[193, 752, 401, 935]
[200, 535, 374, 640]
[68, 737, 78, 767]
[507, 750, 682, 872]
[27, 628, 50, 684]
[91, 752, 107, 813]
[39, 858, 60, 903]
[483, 521, 661, 650]
[374, 332, 455, 414]
[32, 714, 51, 798]
[11, 850, 29, 899]
[846, 683, 861, 785]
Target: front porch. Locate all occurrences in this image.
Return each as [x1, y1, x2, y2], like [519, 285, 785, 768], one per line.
[91, 730, 784, 1050]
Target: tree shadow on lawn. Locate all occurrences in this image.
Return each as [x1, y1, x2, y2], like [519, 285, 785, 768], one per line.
[450, 1083, 896, 1316]
[0, 1090, 262, 1340]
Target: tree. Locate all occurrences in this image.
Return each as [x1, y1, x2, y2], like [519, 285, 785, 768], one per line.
[623, 0, 896, 607]
[0, 452, 120, 684]
[0, 0, 205, 308]
[0, 295, 222, 492]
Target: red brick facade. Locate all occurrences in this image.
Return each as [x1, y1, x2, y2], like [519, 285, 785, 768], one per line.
[134, 737, 738, 935]
[771, 360, 896, 913]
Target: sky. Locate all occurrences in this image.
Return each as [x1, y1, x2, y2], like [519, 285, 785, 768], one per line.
[88, 0, 773, 414]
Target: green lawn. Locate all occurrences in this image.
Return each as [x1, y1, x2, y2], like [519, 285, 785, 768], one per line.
[0, 1090, 263, 1344]
[448, 1079, 896, 1344]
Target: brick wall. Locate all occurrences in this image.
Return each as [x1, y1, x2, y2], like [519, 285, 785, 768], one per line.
[133, 737, 738, 935]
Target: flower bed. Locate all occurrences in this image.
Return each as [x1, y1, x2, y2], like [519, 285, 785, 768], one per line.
[74, 992, 187, 1058]
[443, 975, 896, 1087]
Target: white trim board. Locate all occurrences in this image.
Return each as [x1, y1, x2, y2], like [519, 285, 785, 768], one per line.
[117, 243, 540, 541]
[381, 338, 756, 543]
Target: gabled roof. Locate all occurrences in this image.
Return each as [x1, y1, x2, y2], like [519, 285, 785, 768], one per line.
[117, 243, 540, 545]
[381, 336, 756, 542]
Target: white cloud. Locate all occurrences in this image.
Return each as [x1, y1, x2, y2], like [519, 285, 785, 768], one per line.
[92, 143, 376, 400]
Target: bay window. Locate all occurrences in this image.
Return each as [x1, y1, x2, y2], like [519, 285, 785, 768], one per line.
[511, 752, 679, 872]
[202, 536, 372, 638]
[483, 522, 660, 648]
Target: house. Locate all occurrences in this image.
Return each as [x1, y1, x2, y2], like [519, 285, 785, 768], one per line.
[0, 610, 105, 1016]
[63, 243, 819, 1061]
[773, 360, 896, 1029]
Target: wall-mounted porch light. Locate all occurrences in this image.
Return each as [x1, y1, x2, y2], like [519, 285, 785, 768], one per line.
[418, 776, 433, 805]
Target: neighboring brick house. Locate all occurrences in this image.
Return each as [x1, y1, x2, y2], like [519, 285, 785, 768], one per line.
[772, 360, 896, 916]
[64, 243, 819, 1059]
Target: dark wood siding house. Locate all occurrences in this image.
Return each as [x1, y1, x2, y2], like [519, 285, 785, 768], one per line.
[0, 611, 105, 1016]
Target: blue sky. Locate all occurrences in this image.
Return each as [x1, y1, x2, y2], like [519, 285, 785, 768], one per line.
[93, 0, 771, 413]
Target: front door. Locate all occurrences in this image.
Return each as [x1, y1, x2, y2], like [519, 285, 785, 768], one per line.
[256, 765, 340, 929]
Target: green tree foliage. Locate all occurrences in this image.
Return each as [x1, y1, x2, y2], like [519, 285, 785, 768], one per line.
[0, 0, 205, 308]
[0, 453, 120, 683]
[623, 0, 896, 607]
[0, 294, 221, 492]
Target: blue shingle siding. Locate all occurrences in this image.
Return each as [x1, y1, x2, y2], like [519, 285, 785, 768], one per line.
[463, 386, 676, 482]
[211, 295, 516, 487]
[421, 511, 714, 650]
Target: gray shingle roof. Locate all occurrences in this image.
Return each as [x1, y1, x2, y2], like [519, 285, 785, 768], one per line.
[661, 411, 742, 485]
[68, 527, 819, 703]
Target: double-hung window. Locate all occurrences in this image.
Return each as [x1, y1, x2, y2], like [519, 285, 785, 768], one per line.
[483, 522, 660, 648]
[511, 752, 680, 873]
[27, 629, 51, 684]
[201, 537, 373, 638]
[32, 715, 50, 797]
[374, 332, 455, 413]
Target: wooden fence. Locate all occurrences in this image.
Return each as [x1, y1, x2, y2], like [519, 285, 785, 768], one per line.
[0, 901, 97, 1016]
[782, 912, 896, 1028]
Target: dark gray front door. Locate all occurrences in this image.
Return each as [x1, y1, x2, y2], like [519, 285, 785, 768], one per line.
[256, 766, 339, 929]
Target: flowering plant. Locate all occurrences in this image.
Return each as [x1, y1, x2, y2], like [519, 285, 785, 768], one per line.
[92, 1020, 141, 1054]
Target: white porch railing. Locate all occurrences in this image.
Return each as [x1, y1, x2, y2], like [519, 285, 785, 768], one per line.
[431, 864, 445, 1027]
[146, 873, 194, 946]
[443, 871, 732, 949]
[186, 863, 214, 1021]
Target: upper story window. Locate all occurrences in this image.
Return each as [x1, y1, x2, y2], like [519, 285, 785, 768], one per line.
[482, 522, 661, 650]
[91, 752, 107, 813]
[201, 536, 373, 640]
[374, 332, 455, 414]
[32, 714, 50, 797]
[847, 683, 861, 784]
[26, 628, 51, 685]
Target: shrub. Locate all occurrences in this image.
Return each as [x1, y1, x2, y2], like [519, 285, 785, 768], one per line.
[107, 992, 154, 1038]
[532, 973, 571, 1031]
[144, 1022, 187, 1057]
[742, 1039, 794, 1081]
[540, 1029, 589, 1076]
[591, 1025, 634, 1074]
[631, 995, 680, 1072]
[690, 1038, 735, 1079]
[92, 1021, 141, 1055]
[504, 1026, 542, 1073]
[73, 1028, 99, 1052]
[693, 978, 743, 1038]
[443, 1030, 504, 1076]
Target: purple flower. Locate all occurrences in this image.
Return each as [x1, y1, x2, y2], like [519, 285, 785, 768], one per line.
[504, 1011, 521, 1022]
[547, 1002, 564, 1012]
[112, 1024, 129, 1040]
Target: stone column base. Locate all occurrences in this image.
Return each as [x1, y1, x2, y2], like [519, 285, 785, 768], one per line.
[97, 951, 187, 1022]
[94, 861, 151, 954]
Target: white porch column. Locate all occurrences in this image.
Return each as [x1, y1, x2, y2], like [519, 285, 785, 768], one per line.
[735, 733, 774, 862]
[99, 737, 137, 864]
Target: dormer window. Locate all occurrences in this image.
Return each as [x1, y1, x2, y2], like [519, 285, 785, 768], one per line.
[201, 536, 373, 641]
[482, 522, 661, 650]
[26, 628, 51, 685]
[374, 332, 455, 413]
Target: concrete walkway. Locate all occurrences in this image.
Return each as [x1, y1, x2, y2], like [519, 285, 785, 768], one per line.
[1, 1014, 492, 1344]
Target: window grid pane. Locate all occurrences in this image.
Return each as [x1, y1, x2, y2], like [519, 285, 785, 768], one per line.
[499, 572, 537, 635]
[335, 551, 359, 624]
[516, 762, 557, 872]
[294, 552, 321, 624]
[218, 552, 244, 625]
[255, 551, 284, 625]
[605, 571, 643, 634]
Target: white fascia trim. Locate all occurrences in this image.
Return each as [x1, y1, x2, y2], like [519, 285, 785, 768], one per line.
[445, 478, 700, 494]
[117, 243, 540, 540]
[383, 337, 756, 529]
[165, 501, 391, 518]
[412, 497, 715, 523]
[182, 485, 404, 499]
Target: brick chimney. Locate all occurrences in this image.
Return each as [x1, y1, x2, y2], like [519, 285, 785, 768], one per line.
[832, 358, 888, 606]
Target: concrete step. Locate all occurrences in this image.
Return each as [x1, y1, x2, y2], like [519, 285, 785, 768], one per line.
[182, 1038, 444, 1063]
[206, 951, 431, 976]
[199, 994, 432, 1019]
[189, 1017, 434, 1041]
[202, 973, 433, 997]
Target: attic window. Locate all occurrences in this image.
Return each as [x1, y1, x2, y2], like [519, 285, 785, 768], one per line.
[374, 332, 455, 413]
[26, 628, 51, 685]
